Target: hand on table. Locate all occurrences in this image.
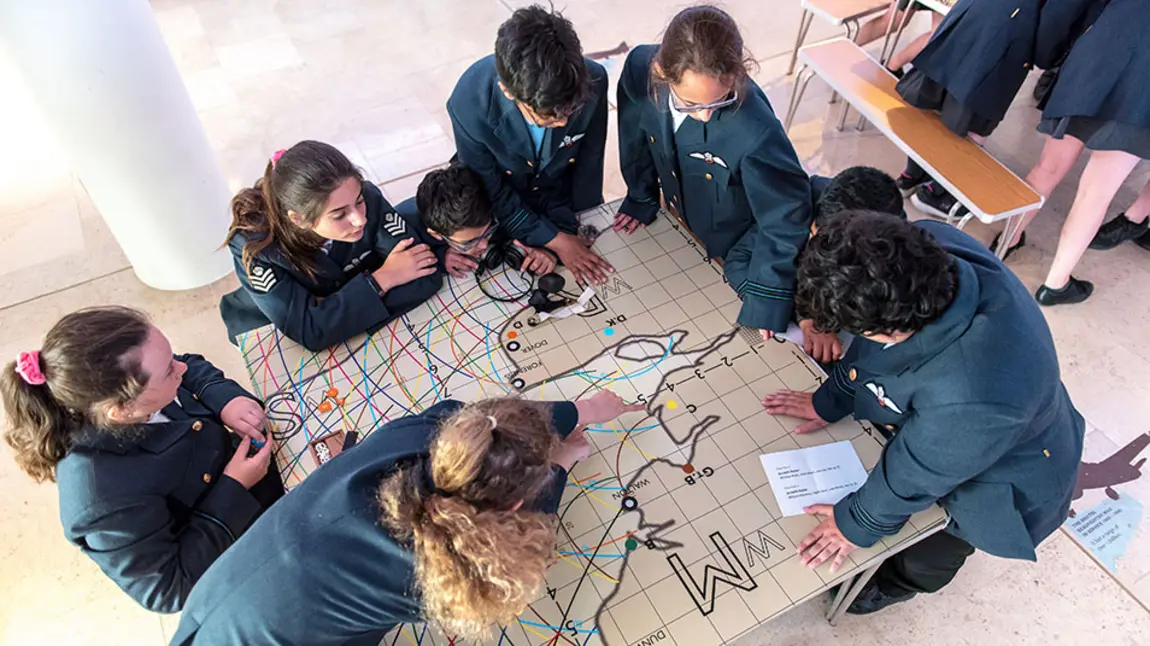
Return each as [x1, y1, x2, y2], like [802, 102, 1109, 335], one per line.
[797, 504, 859, 573]
[613, 211, 643, 235]
[575, 390, 646, 427]
[444, 247, 479, 278]
[760, 329, 775, 342]
[547, 232, 614, 285]
[220, 397, 267, 444]
[515, 241, 558, 275]
[762, 389, 829, 434]
[799, 319, 843, 364]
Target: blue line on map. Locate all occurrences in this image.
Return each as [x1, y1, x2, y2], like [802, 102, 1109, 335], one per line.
[517, 619, 600, 635]
[558, 551, 626, 559]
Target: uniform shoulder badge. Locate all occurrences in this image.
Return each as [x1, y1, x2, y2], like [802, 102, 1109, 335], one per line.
[560, 133, 586, 148]
[865, 382, 903, 415]
[248, 263, 279, 293]
[688, 151, 729, 169]
[383, 211, 407, 238]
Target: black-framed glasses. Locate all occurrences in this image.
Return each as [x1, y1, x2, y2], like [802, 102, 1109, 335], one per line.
[445, 221, 497, 252]
[669, 88, 739, 114]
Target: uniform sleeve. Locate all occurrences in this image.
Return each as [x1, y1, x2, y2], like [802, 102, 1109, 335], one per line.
[833, 402, 1029, 548]
[810, 357, 859, 424]
[449, 111, 559, 248]
[533, 466, 570, 514]
[568, 69, 608, 214]
[69, 481, 260, 613]
[549, 401, 580, 439]
[373, 199, 445, 315]
[616, 50, 661, 225]
[1035, 0, 1100, 69]
[733, 122, 813, 332]
[176, 353, 254, 413]
[235, 255, 391, 352]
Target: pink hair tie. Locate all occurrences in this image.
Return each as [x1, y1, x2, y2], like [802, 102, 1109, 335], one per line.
[15, 351, 46, 386]
[270, 149, 287, 167]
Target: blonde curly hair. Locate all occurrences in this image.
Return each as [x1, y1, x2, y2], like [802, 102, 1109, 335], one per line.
[378, 398, 561, 639]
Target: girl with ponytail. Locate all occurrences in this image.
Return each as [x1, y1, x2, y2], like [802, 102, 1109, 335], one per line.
[219, 140, 446, 351]
[171, 391, 643, 645]
[1, 307, 283, 613]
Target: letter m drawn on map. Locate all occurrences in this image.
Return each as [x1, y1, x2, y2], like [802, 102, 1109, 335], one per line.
[667, 531, 758, 615]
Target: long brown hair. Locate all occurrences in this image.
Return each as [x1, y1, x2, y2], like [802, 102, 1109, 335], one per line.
[378, 398, 561, 639]
[225, 140, 364, 279]
[2, 307, 152, 482]
[652, 5, 758, 96]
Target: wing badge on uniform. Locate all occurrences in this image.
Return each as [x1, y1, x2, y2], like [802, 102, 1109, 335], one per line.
[688, 151, 729, 168]
[383, 211, 407, 237]
[560, 133, 585, 148]
[249, 264, 278, 293]
[865, 382, 903, 415]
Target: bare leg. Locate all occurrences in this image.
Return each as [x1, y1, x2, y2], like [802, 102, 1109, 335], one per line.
[887, 12, 944, 71]
[1007, 136, 1086, 246]
[1124, 177, 1150, 221]
[855, 3, 902, 46]
[1044, 150, 1143, 289]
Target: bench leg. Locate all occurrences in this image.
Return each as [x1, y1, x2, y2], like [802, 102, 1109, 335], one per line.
[836, 99, 851, 132]
[787, 10, 814, 76]
[826, 563, 882, 626]
[784, 66, 816, 133]
[855, 113, 868, 132]
[994, 215, 1023, 260]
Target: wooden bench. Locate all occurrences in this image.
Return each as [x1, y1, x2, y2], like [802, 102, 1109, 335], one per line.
[788, 0, 892, 75]
[785, 38, 1043, 256]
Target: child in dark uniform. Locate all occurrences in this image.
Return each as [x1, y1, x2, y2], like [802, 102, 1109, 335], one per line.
[1, 307, 282, 613]
[615, 5, 813, 339]
[447, 5, 614, 286]
[171, 391, 643, 645]
[218, 141, 445, 351]
[415, 163, 558, 278]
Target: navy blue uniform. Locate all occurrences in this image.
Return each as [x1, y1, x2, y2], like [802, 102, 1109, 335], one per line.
[219, 183, 444, 351]
[907, 0, 1099, 124]
[1042, 0, 1150, 129]
[617, 45, 812, 333]
[447, 55, 608, 247]
[813, 222, 1084, 560]
[170, 400, 579, 646]
[56, 354, 282, 613]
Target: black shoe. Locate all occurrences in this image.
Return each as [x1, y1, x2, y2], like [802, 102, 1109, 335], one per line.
[887, 66, 905, 80]
[1136, 230, 1150, 252]
[990, 231, 1027, 261]
[1035, 277, 1094, 306]
[1089, 213, 1149, 250]
[846, 582, 917, 615]
[910, 182, 958, 219]
[1033, 68, 1058, 104]
[895, 169, 927, 196]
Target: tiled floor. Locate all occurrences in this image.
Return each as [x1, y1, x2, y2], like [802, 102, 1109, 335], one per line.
[0, 1, 1147, 644]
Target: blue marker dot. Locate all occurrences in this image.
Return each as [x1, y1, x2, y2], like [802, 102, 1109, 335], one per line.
[604, 327, 615, 337]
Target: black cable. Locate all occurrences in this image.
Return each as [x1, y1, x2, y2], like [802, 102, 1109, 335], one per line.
[475, 240, 534, 303]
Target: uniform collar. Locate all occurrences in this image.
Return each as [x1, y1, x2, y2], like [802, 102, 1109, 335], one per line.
[857, 258, 979, 377]
[71, 421, 187, 455]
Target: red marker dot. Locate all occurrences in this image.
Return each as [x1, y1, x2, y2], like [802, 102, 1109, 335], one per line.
[682, 464, 695, 474]
[508, 330, 518, 339]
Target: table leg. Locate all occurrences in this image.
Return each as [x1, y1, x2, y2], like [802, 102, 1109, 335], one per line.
[787, 10, 815, 76]
[784, 66, 815, 132]
[994, 214, 1022, 260]
[826, 563, 882, 626]
[878, 2, 903, 64]
[836, 99, 851, 132]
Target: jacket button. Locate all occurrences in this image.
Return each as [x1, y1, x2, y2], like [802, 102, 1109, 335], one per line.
[705, 173, 713, 180]
[848, 368, 857, 381]
[191, 420, 203, 432]
[568, 157, 575, 164]
[1043, 449, 1051, 458]
[202, 473, 212, 484]
[532, 186, 539, 191]
[504, 169, 512, 176]
[672, 195, 678, 202]
[671, 170, 677, 178]
[649, 135, 655, 143]
[527, 161, 534, 168]
[885, 424, 897, 431]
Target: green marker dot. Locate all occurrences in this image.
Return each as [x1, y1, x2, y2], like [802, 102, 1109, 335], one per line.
[625, 538, 639, 551]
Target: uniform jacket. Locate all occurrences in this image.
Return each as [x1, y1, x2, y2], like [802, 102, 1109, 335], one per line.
[909, 0, 1097, 123]
[170, 399, 579, 646]
[219, 183, 444, 352]
[617, 45, 812, 333]
[1042, 0, 1150, 129]
[447, 55, 608, 248]
[56, 354, 281, 613]
[812, 221, 1084, 560]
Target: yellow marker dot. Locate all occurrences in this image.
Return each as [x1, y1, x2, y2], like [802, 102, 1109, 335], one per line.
[667, 400, 679, 410]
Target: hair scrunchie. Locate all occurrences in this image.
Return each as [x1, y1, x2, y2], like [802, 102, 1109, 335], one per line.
[15, 351, 46, 386]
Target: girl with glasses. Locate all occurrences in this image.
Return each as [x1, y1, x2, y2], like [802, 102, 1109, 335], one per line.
[615, 5, 814, 341]
[219, 141, 446, 352]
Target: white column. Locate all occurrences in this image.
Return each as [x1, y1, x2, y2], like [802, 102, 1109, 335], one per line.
[0, 0, 233, 290]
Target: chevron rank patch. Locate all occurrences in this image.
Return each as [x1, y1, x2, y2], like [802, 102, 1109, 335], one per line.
[248, 263, 278, 293]
[383, 211, 407, 237]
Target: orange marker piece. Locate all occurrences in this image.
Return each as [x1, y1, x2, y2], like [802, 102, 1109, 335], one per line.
[318, 401, 333, 413]
[326, 388, 339, 398]
[335, 398, 345, 406]
[508, 330, 518, 339]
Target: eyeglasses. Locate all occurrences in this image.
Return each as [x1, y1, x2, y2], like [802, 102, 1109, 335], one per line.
[445, 221, 497, 252]
[669, 88, 739, 114]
